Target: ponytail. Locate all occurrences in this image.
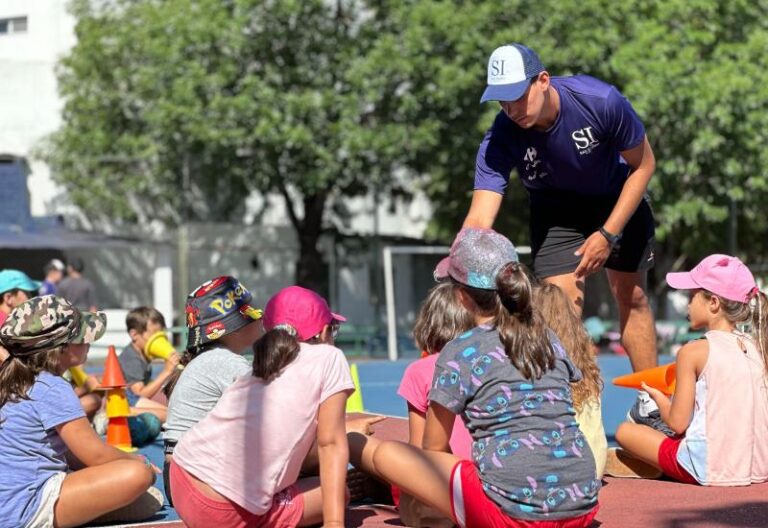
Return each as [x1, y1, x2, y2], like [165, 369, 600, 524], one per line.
[456, 262, 555, 380]
[252, 327, 300, 382]
[752, 290, 768, 375]
[495, 263, 555, 380]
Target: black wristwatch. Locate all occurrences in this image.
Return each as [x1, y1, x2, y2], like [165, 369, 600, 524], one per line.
[598, 226, 621, 246]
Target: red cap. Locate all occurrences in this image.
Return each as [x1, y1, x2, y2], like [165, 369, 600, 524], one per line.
[262, 286, 346, 341]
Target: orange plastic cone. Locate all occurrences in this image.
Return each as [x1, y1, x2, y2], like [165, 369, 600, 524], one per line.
[101, 345, 127, 389]
[106, 416, 136, 452]
[613, 363, 677, 395]
[144, 331, 175, 361]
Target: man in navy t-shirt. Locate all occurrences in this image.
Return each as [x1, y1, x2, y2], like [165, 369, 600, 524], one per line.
[463, 43, 670, 435]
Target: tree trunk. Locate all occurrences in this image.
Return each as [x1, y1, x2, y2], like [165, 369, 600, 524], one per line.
[294, 192, 329, 298]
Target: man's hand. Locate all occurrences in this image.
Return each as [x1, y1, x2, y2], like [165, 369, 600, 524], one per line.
[574, 231, 612, 279]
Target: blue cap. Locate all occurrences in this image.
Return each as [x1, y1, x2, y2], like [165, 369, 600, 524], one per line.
[0, 269, 42, 295]
[481, 44, 545, 103]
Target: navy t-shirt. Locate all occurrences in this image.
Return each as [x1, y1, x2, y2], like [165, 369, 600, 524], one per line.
[474, 75, 645, 197]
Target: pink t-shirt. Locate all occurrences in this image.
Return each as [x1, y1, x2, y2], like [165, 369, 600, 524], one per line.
[397, 354, 473, 459]
[173, 342, 354, 514]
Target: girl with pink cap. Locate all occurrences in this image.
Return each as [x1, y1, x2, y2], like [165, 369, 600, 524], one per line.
[169, 286, 354, 528]
[614, 254, 768, 485]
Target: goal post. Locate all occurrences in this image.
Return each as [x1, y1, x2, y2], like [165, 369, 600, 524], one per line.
[382, 244, 531, 361]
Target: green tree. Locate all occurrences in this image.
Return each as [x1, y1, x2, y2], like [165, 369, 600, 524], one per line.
[43, 0, 407, 293]
[359, 0, 768, 278]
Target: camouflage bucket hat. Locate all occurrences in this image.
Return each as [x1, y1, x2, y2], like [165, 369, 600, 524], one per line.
[0, 295, 107, 357]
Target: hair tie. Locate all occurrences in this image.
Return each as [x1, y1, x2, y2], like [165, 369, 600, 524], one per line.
[272, 324, 298, 337]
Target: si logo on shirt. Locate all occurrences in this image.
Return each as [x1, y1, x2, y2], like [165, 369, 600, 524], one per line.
[571, 127, 599, 155]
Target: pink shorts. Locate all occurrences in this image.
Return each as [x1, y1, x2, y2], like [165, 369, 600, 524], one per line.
[657, 437, 699, 485]
[449, 460, 599, 528]
[169, 460, 304, 528]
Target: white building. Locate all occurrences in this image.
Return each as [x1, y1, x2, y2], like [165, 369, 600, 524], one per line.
[0, 0, 76, 215]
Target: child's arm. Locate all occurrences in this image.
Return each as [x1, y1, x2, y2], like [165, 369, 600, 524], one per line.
[642, 340, 708, 435]
[57, 417, 150, 468]
[422, 402, 455, 453]
[130, 353, 180, 398]
[407, 403, 427, 448]
[316, 391, 349, 528]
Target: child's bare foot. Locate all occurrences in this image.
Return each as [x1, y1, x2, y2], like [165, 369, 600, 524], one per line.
[605, 447, 663, 479]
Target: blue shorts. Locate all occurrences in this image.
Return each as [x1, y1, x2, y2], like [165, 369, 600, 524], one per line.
[126, 389, 140, 406]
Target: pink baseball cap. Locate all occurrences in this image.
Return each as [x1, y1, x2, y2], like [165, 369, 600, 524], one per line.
[666, 254, 758, 303]
[262, 286, 346, 341]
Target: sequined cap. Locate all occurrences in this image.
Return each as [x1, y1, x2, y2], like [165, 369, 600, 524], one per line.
[434, 228, 519, 290]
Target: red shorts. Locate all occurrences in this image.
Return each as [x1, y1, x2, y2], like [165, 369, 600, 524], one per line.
[657, 437, 699, 485]
[169, 460, 304, 528]
[449, 460, 599, 528]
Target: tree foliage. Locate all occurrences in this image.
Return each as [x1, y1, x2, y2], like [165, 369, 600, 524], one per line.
[45, 0, 768, 294]
[357, 0, 768, 271]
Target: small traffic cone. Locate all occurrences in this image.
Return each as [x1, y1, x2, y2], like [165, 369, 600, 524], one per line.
[105, 389, 131, 418]
[613, 363, 677, 395]
[101, 346, 128, 389]
[100, 346, 136, 451]
[106, 416, 137, 452]
[346, 363, 364, 413]
[144, 331, 175, 361]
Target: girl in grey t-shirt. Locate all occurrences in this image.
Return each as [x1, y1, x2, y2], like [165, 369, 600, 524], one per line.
[354, 228, 599, 527]
[162, 276, 264, 503]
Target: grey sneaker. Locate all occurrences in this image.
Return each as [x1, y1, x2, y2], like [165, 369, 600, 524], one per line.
[627, 396, 676, 437]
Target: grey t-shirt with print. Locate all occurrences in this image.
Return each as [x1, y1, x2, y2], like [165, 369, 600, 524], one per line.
[164, 348, 251, 443]
[430, 326, 599, 521]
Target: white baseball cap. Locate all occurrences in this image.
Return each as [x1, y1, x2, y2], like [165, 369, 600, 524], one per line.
[481, 43, 545, 103]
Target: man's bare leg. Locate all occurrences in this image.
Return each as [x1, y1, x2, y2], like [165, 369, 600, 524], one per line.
[606, 270, 657, 372]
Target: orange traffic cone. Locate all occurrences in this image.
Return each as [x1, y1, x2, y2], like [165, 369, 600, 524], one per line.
[613, 363, 677, 395]
[106, 416, 137, 452]
[101, 345, 128, 389]
[100, 346, 136, 451]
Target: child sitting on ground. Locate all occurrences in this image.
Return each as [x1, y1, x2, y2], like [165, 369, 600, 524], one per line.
[161, 276, 264, 505]
[613, 254, 768, 485]
[0, 296, 162, 527]
[534, 282, 607, 478]
[118, 306, 180, 422]
[352, 228, 599, 527]
[395, 281, 474, 526]
[170, 285, 354, 528]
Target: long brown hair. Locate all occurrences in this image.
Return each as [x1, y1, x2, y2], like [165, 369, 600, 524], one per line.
[162, 341, 216, 398]
[252, 327, 300, 382]
[413, 282, 474, 355]
[0, 348, 63, 412]
[457, 262, 554, 380]
[702, 289, 768, 375]
[534, 283, 603, 410]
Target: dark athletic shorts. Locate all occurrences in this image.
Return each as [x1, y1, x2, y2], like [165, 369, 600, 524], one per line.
[530, 192, 656, 279]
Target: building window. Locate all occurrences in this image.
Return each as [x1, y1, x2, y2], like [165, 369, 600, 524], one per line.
[0, 16, 28, 35]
